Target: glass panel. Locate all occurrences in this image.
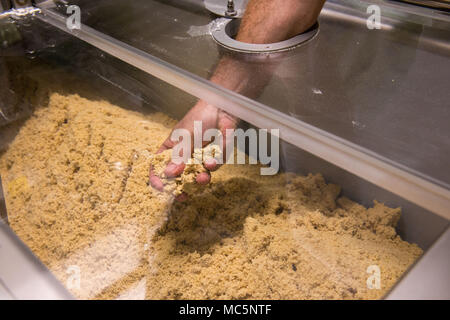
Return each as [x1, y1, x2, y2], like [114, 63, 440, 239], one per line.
[59, 0, 450, 186]
[0, 0, 448, 300]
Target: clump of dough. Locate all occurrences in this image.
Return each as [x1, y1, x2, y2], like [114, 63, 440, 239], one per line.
[151, 144, 222, 196]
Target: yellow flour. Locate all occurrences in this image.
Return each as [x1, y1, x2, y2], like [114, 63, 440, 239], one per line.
[0, 93, 422, 300]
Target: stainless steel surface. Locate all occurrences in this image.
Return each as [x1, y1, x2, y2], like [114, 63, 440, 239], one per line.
[204, 0, 247, 18]
[0, 220, 74, 299]
[0, 177, 8, 225]
[211, 18, 319, 53]
[35, 4, 450, 221]
[386, 226, 450, 299]
[393, 0, 450, 10]
[336, 0, 450, 25]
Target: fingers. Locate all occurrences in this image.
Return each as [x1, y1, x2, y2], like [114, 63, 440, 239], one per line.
[157, 136, 176, 154]
[150, 160, 186, 193]
[196, 171, 211, 185]
[203, 158, 219, 171]
[149, 175, 164, 192]
[164, 161, 186, 178]
[150, 104, 239, 196]
[149, 164, 164, 191]
[149, 163, 188, 202]
[149, 135, 182, 192]
[175, 192, 188, 202]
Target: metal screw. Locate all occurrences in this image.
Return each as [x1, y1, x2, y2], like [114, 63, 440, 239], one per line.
[225, 0, 237, 17]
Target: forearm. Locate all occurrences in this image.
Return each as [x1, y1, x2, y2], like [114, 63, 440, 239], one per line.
[152, 1, 326, 188]
[210, 0, 325, 95]
[237, 0, 325, 44]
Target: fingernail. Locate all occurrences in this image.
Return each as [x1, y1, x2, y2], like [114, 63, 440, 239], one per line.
[164, 162, 185, 177]
[196, 172, 211, 185]
[203, 158, 218, 171]
[149, 176, 164, 191]
[175, 192, 188, 202]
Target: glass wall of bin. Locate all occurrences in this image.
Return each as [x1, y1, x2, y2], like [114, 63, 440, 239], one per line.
[0, 0, 449, 299]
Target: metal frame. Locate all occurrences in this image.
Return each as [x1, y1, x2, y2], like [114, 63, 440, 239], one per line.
[0, 220, 74, 299]
[211, 18, 319, 53]
[386, 226, 450, 299]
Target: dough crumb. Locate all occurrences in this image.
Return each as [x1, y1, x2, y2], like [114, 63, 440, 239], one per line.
[0, 93, 423, 300]
[150, 148, 209, 196]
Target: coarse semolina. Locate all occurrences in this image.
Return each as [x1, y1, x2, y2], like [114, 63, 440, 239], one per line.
[0, 93, 422, 300]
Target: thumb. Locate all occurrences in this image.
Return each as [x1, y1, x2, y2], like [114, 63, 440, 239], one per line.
[158, 136, 186, 178]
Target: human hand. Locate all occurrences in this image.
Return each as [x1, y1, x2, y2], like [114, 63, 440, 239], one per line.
[149, 100, 238, 200]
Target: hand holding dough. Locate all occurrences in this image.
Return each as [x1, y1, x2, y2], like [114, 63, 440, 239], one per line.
[150, 145, 223, 197]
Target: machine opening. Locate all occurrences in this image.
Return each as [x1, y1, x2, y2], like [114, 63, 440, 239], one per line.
[211, 18, 319, 53]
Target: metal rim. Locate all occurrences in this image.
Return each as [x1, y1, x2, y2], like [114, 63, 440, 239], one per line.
[211, 18, 319, 53]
